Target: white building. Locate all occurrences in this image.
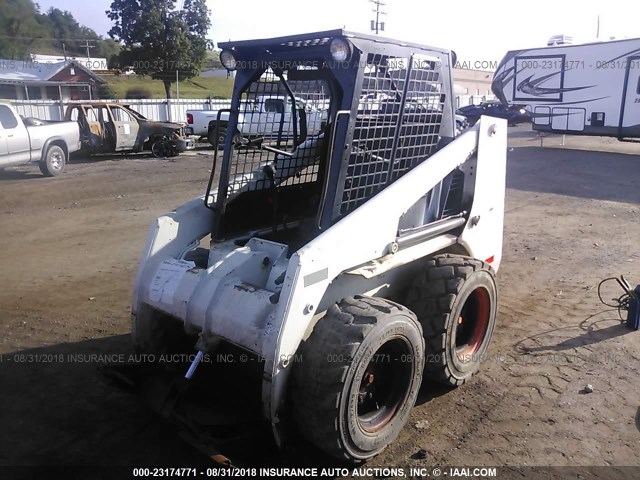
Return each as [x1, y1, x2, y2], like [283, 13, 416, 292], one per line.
[30, 54, 109, 72]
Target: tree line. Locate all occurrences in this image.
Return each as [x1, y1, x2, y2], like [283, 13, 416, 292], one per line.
[0, 0, 213, 98]
[0, 0, 120, 61]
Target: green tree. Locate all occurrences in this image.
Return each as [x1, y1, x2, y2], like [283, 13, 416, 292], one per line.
[0, 0, 48, 59]
[37, 7, 121, 61]
[96, 39, 121, 64]
[107, 0, 212, 98]
[0, 1, 121, 62]
[45, 8, 81, 46]
[206, 50, 224, 70]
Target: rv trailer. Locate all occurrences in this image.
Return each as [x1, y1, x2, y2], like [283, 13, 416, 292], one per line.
[492, 37, 640, 141]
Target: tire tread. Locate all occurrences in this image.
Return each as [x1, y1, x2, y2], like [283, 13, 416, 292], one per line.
[292, 295, 420, 461]
[405, 254, 494, 387]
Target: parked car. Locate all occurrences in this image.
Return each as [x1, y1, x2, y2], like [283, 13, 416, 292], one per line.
[0, 102, 80, 177]
[456, 100, 530, 126]
[64, 103, 194, 158]
[186, 95, 326, 149]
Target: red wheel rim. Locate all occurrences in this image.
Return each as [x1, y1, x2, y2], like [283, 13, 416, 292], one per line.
[357, 338, 413, 433]
[454, 287, 491, 358]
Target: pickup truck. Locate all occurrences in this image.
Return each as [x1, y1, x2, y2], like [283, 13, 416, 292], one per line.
[186, 95, 326, 148]
[0, 102, 80, 177]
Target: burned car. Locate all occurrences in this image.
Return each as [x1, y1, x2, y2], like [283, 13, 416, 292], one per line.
[64, 103, 194, 157]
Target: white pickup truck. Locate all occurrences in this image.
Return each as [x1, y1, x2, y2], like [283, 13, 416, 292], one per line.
[0, 102, 81, 177]
[186, 95, 326, 148]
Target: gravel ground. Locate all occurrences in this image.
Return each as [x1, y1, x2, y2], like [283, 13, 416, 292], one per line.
[1, 127, 639, 477]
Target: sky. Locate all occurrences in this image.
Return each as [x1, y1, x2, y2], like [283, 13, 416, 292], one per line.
[35, 0, 640, 65]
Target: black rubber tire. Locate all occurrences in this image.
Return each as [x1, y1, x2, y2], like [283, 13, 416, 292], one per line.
[292, 295, 424, 463]
[39, 145, 66, 177]
[404, 254, 497, 387]
[151, 139, 172, 158]
[208, 124, 227, 149]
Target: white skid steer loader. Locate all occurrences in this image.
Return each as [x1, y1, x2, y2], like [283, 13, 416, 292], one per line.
[130, 30, 507, 463]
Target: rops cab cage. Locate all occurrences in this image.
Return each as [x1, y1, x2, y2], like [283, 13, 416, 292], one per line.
[207, 30, 460, 245]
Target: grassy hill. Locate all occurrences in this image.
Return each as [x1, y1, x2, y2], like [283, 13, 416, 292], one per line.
[103, 74, 233, 99]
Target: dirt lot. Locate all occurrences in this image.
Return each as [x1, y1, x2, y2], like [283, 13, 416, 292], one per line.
[1, 128, 639, 476]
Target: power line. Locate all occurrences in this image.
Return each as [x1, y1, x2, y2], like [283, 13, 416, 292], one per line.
[369, 0, 386, 35]
[79, 40, 96, 60]
[0, 34, 105, 41]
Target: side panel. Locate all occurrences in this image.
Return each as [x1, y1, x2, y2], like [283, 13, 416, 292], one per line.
[6, 125, 31, 164]
[513, 54, 566, 103]
[567, 108, 586, 131]
[0, 124, 10, 167]
[264, 117, 507, 442]
[457, 117, 507, 271]
[550, 108, 569, 130]
[620, 56, 640, 137]
[533, 106, 551, 127]
[0, 105, 31, 164]
[550, 107, 586, 132]
[493, 39, 640, 137]
[111, 106, 140, 151]
[196, 111, 230, 136]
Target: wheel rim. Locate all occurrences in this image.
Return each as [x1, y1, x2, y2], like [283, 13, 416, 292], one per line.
[217, 133, 226, 145]
[357, 338, 413, 433]
[454, 287, 491, 358]
[50, 152, 63, 170]
[152, 141, 170, 158]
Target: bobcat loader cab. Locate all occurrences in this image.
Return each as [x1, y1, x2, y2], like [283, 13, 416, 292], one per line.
[131, 30, 507, 462]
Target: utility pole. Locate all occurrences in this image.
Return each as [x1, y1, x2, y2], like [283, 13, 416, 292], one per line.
[369, 0, 386, 35]
[596, 14, 600, 39]
[79, 40, 96, 61]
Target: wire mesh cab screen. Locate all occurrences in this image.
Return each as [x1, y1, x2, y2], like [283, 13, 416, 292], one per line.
[341, 53, 445, 214]
[213, 65, 333, 239]
[225, 67, 330, 200]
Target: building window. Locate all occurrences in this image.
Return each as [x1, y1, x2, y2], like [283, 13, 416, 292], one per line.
[45, 86, 60, 100]
[27, 86, 42, 100]
[0, 84, 17, 100]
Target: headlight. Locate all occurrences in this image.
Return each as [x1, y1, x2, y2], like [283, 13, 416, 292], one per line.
[220, 49, 237, 71]
[519, 108, 526, 114]
[329, 37, 352, 62]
